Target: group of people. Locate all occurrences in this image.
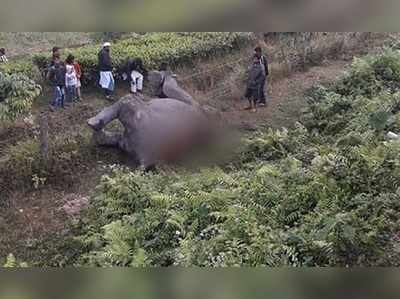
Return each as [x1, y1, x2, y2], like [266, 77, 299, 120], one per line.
[2, 42, 269, 113]
[47, 47, 82, 110]
[98, 42, 147, 101]
[245, 46, 269, 113]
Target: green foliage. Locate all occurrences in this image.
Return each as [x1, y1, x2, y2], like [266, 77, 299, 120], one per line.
[0, 58, 37, 78]
[0, 72, 41, 122]
[72, 48, 400, 267]
[335, 49, 400, 98]
[3, 254, 28, 267]
[33, 32, 251, 86]
[0, 130, 95, 192]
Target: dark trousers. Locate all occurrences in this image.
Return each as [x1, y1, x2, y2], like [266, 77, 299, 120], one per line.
[104, 88, 112, 96]
[52, 85, 65, 108]
[259, 77, 267, 104]
[66, 85, 76, 102]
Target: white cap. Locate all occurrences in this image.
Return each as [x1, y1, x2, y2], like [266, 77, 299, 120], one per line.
[103, 42, 111, 47]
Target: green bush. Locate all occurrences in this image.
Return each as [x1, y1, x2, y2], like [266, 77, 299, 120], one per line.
[335, 49, 400, 98]
[0, 130, 95, 192]
[33, 32, 252, 86]
[0, 58, 38, 79]
[0, 72, 42, 122]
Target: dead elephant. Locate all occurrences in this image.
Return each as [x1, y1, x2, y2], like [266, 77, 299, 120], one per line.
[87, 93, 214, 170]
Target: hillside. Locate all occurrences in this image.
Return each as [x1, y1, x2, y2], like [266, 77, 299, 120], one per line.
[1, 32, 400, 266]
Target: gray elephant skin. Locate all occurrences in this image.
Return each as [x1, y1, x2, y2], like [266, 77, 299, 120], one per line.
[88, 71, 220, 169]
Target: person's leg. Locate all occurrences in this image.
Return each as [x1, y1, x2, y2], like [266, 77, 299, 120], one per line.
[76, 86, 81, 100]
[130, 80, 137, 93]
[65, 86, 71, 103]
[71, 85, 77, 102]
[257, 78, 266, 106]
[131, 71, 143, 93]
[100, 71, 114, 100]
[137, 72, 143, 92]
[61, 87, 65, 108]
[245, 97, 252, 110]
[76, 80, 81, 101]
[51, 86, 59, 108]
[104, 88, 112, 100]
[251, 97, 257, 113]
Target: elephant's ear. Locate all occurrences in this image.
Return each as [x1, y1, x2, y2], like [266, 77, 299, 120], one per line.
[148, 71, 164, 96]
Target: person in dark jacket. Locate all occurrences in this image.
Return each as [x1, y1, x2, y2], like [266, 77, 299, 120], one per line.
[245, 55, 266, 113]
[254, 46, 269, 106]
[48, 54, 66, 109]
[98, 42, 115, 101]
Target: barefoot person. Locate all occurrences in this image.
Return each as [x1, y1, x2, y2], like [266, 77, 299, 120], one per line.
[254, 46, 269, 107]
[245, 55, 266, 113]
[98, 42, 114, 101]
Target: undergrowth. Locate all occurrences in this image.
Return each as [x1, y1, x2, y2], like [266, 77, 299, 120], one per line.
[63, 48, 400, 267]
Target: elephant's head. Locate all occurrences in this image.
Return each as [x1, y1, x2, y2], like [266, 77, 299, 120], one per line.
[147, 70, 165, 96]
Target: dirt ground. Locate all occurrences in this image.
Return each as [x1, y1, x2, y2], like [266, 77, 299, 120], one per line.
[223, 60, 348, 129]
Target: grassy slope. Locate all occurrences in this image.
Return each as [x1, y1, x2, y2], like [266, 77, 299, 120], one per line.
[0, 33, 394, 265]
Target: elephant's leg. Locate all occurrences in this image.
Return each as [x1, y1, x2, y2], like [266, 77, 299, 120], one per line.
[135, 148, 156, 171]
[88, 101, 122, 131]
[92, 130, 123, 147]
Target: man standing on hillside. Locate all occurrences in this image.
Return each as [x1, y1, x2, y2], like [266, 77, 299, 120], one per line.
[245, 55, 266, 113]
[254, 46, 269, 107]
[98, 42, 115, 101]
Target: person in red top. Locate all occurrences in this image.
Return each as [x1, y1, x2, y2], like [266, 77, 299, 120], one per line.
[73, 58, 83, 101]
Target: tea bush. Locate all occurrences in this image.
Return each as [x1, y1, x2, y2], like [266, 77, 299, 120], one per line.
[0, 58, 37, 79]
[69, 48, 400, 267]
[0, 130, 95, 193]
[0, 72, 41, 122]
[32, 32, 252, 86]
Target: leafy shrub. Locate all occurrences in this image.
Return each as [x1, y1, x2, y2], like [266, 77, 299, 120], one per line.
[0, 58, 38, 79]
[33, 32, 251, 86]
[2, 253, 28, 267]
[0, 130, 95, 192]
[0, 72, 42, 122]
[335, 49, 400, 98]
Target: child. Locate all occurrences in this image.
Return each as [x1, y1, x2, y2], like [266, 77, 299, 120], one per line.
[65, 54, 78, 104]
[245, 55, 266, 113]
[48, 55, 66, 109]
[73, 57, 82, 101]
[0, 48, 8, 63]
